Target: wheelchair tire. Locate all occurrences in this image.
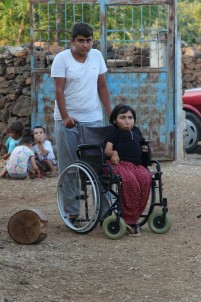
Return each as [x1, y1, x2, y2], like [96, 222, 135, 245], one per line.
[102, 216, 126, 240]
[57, 161, 102, 234]
[148, 209, 172, 234]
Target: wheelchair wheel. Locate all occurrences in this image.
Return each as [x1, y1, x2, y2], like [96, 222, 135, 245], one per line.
[148, 209, 172, 234]
[57, 160, 102, 234]
[102, 216, 126, 240]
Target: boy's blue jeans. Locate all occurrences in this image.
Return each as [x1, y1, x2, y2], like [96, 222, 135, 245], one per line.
[55, 120, 110, 217]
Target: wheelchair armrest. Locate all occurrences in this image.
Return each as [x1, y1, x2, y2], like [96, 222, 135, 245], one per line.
[102, 163, 122, 185]
[141, 140, 152, 167]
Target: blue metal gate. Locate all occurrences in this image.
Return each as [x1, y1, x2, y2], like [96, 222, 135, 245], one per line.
[30, 0, 176, 160]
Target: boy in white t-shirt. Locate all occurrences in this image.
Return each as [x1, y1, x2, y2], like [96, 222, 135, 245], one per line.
[32, 126, 57, 177]
[51, 22, 111, 219]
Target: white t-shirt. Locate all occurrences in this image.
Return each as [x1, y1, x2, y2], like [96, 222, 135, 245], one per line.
[51, 48, 107, 122]
[32, 140, 56, 162]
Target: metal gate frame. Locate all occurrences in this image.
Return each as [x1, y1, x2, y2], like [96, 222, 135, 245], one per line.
[30, 0, 179, 160]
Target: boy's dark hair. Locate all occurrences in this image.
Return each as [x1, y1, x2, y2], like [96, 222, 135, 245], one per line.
[8, 121, 23, 136]
[20, 128, 34, 145]
[72, 23, 93, 39]
[33, 126, 46, 133]
[109, 104, 136, 127]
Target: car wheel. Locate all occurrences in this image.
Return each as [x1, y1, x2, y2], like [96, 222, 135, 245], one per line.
[184, 111, 201, 153]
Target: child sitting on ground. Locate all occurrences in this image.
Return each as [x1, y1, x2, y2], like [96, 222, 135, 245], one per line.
[0, 121, 24, 160]
[32, 126, 57, 177]
[0, 129, 40, 179]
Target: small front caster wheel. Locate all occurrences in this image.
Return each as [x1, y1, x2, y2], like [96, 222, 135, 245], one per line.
[148, 209, 172, 234]
[102, 216, 126, 240]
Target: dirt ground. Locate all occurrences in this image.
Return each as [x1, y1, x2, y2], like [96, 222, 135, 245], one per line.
[1, 153, 201, 302]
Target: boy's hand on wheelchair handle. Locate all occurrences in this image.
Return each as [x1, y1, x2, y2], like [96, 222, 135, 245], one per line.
[63, 117, 77, 128]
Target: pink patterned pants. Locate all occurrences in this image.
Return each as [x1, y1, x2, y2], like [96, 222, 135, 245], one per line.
[106, 161, 152, 224]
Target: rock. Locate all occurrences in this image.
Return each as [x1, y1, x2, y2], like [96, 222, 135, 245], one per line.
[6, 46, 24, 55]
[15, 50, 27, 58]
[12, 95, 31, 117]
[0, 95, 6, 109]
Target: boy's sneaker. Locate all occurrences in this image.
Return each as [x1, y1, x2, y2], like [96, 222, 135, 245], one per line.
[130, 224, 141, 237]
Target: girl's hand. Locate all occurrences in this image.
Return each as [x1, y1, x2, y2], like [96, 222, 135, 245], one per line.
[111, 153, 120, 165]
[142, 145, 153, 153]
[142, 145, 148, 152]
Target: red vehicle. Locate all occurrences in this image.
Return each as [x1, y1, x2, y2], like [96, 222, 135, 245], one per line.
[183, 88, 201, 153]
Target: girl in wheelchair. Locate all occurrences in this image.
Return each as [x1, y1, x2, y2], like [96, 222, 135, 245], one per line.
[104, 104, 152, 236]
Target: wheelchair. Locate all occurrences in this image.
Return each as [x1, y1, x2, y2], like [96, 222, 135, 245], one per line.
[57, 124, 172, 239]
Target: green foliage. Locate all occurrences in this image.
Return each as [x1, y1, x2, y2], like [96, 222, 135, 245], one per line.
[177, 1, 201, 45]
[0, 0, 30, 46]
[2, 0, 11, 9]
[106, 5, 168, 44]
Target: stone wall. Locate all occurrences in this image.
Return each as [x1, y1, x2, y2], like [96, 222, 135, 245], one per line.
[0, 45, 31, 142]
[0, 45, 200, 143]
[182, 47, 201, 89]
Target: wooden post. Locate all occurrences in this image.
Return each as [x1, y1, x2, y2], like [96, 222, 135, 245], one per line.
[7, 209, 48, 244]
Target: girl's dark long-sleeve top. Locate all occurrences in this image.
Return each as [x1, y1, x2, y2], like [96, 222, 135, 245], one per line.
[106, 126, 145, 165]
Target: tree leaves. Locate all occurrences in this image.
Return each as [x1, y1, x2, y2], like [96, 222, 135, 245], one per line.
[3, 0, 12, 9]
[178, 2, 201, 45]
[0, 0, 201, 46]
[0, 0, 30, 46]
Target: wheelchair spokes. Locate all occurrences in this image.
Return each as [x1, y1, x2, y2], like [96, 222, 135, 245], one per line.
[57, 161, 102, 233]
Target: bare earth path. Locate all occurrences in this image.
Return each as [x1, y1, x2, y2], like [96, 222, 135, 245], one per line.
[1, 155, 201, 302]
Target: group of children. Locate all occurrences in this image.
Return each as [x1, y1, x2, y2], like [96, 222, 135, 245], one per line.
[0, 122, 57, 179]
